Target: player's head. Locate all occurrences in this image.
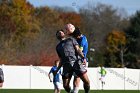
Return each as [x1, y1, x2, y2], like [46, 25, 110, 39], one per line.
[54, 60, 59, 67]
[72, 27, 82, 39]
[56, 29, 65, 40]
[64, 23, 75, 35]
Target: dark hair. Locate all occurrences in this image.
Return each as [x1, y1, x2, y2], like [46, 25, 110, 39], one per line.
[72, 27, 81, 38]
[56, 29, 64, 40]
[54, 60, 59, 65]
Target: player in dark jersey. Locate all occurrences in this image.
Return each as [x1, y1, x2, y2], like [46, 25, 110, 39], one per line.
[0, 67, 4, 88]
[55, 27, 90, 93]
[48, 60, 61, 93]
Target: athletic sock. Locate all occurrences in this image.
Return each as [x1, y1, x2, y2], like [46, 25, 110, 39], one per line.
[73, 87, 79, 93]
[65, 86, 72, 93]
[84, 85, 90, 93]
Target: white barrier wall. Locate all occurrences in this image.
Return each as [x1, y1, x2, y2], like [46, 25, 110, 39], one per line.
[0, 65, 140, 90]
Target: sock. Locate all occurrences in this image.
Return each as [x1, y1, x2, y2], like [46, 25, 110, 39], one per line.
[65, 86, 72, 93]
[84, 84, 90, 93]
[73, 87, 79, 93]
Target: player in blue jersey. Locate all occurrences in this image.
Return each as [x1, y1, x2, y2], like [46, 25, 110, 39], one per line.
[72, 27, 88, 67]
[71, 27, 89, 93]
[48, 60, 61, 93]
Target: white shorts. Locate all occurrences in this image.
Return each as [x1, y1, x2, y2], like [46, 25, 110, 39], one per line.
[100, 75, 105, 82]
[53, 82, 61, 89]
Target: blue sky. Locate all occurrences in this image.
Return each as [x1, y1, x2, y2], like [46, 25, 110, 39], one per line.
[27, 0, 140, 16]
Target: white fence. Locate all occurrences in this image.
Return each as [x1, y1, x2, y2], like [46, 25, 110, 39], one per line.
[0, 65, 140, 90]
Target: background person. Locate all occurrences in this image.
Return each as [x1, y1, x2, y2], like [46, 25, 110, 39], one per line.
[48, 60, 62, 93]
[99, 66, 107, 90]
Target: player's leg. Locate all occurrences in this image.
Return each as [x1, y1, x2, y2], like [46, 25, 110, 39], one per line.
[73, 60, 90, 93]
[80, 72, 90, 93]
[53, 82, 58, 93]
[101, 76, 105, 90]
[0, 83, 3, 88]
[73, 75, 80, 93]
[102, 76, 105, 85]
[57, 89, 61, 93]
[63, 77, 72, 93]
[56, 82, 61, 93]
[54, 89, 57, 93]
[73, 62, 89, 93]
[0, 75, 4, 87]
[62, 63, 73, 93]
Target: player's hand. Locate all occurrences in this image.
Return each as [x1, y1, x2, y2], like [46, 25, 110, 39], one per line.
[82, 58, 87, 66]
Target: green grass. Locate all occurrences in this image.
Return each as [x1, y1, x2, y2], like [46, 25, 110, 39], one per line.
[0, 89, 139, 93]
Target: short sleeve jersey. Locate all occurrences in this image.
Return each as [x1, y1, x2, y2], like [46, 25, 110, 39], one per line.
[56, 37, 79, 64]
[49, 66, 61, 82]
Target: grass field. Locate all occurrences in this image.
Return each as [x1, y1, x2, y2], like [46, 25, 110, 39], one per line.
[0, 89, 139, 93]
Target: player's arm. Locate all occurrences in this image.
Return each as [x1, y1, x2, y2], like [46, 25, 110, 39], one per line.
[48, 69, 53, 82]
[79, 45, 87, 65]
[54, 48, 63, 75]
[55, 61, 62, 74]
[80, 37, 88, 64]
[71, 38, 84, 59]
[81, 37, 88, 57]
[75, 45, 84, 59]
[55, 48, 63, 75]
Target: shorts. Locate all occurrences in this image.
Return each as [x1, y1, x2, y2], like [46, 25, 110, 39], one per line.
[53, 82, 61, 89]
[83, 62, 89, 68]
[62, 59, 87, 79]
[100, 75, 105, 82]
[73, 62, 88, 78]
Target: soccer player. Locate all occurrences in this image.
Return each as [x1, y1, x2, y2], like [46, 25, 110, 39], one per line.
[70, 27, 88, 93]
[0, 67, 4, 88]
[48, 60, 61, 93]
[55, 28, 90, 93]
[99, 66, 107, 90]
[72, 27, 88, 66]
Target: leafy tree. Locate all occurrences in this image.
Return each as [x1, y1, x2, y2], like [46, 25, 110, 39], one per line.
[0, 0, 41, 65]
[106, 30, 127, 67]
[124, 11, 140, 68]
[79, 3, 129, 67]
[34, 6, 64, 65]
[59, 12, 81, 27]
[125, 11, 140, 56]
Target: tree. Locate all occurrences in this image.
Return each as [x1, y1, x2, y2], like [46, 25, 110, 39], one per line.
[124, 11, 140, 68]
[79, 3, 129, 67]
[59, 12, 81, 27]
[34, 6, 64, 65]
[125, 11, 140, 56]
[106, 30, 127, 67]
[0, 0, 41, 65]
